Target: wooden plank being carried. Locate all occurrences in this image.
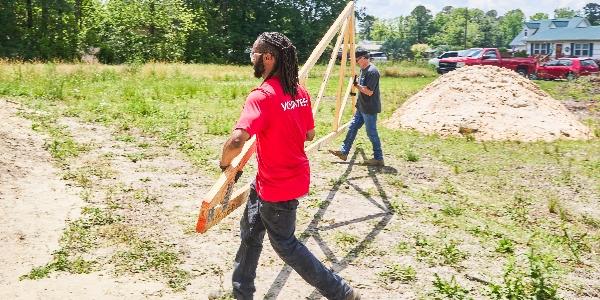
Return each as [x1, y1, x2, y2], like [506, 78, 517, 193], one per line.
[336, 77, 355, 127]
[313, 19, 347, 115]
[299, 1, 355, 84]
[305, 121, 351, 154]
[348, 14, 358, 113]
[332, 24, 350, 131]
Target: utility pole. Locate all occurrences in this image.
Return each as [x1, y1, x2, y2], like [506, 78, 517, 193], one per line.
[464, 8, 468, 49]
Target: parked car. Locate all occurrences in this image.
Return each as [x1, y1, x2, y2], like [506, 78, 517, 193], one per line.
[437, 48, 538, 77]
[336, 50, 387, 62]
[369, 51, 388, 62]
[536, 57, 599, 80]
[428, 51, 460, 67]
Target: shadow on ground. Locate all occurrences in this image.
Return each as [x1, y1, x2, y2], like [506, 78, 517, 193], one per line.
[264, 148, 398, 299]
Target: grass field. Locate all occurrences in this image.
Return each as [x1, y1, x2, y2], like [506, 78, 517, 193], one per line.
[1, 61, 599, 299]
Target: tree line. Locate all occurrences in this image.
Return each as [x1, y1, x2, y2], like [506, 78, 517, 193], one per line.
[0, 1, 599, 63]
[358, 3, 600, 60]
[0, 0, 349, 64]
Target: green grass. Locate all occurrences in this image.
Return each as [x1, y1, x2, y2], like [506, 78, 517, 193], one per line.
[490, 251, 560, 300]
[111, 239, 192, 291]
[535, 77, 600, 101]
[432, 274, 471, 300]
[377, 264, 417, 284]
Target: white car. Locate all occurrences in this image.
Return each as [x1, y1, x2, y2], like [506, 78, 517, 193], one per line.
[428, 51, 460, 67]
[369, 51, 388, 62]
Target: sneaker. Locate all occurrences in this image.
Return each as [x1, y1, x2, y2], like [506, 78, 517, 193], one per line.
[363, 158, 384, 166]
[328, 150, 348, 161]
[344, 287, 361, 300]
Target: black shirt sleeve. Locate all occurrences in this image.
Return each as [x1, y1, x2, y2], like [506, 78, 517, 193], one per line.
[364, 68, 379, 92]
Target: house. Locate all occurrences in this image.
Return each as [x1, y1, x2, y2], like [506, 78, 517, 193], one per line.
[509, 17, 600, 59]
[356, 40, 383, 52]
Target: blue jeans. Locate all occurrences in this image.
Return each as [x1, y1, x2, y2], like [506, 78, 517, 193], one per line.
[340, 111, 383, 160]
[232, 186, 351, 300]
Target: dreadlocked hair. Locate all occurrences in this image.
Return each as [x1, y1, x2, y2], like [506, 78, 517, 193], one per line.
[256, 32, 299, 96]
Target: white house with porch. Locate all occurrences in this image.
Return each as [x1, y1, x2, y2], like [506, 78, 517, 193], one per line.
[509, 17, 600, 59]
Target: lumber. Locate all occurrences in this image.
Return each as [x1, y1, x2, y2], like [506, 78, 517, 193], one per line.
[348, 13, 358, 113]
[299, 1, 355, 84]
[333, 24, 350, 131]
[305, 121, 351, 154]
[313, 19, 347, 115]
[336, 77, 355, 128]
[195, 137, 256, 233]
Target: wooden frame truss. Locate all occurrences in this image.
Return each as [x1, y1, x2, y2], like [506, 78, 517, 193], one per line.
[196, 1, 358, 233]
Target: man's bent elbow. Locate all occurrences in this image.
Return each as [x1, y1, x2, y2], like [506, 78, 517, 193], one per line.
[306, 129, 315, 141]
[229, 129, 250, 149]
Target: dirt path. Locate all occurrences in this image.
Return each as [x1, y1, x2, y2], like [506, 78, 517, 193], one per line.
[0, 99, 83, 294]
[0, 99, 175, 299]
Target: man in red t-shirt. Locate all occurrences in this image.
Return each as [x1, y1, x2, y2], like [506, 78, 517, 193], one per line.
[217, 32, 360, 300]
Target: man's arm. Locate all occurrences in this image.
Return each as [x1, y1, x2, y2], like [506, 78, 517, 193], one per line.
[219, 129, 251, 170]
[306, 129, 315, 141]
[355, 68, 379, 97]
[356, 85, 374, 96]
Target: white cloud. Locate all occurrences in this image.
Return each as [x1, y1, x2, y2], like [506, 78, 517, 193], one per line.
[357, 0, 592, 20]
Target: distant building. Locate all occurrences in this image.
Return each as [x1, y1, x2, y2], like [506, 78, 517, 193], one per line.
[356, 40, 383, 52]
[510, 17, 600, 59]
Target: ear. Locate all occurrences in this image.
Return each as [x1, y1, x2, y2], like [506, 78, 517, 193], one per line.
[263, 52, 274, 62]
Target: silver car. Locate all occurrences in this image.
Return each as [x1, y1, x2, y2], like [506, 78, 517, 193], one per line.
[369, 51, 388, 62]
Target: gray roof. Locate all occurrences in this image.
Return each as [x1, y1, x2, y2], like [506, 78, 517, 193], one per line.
[525, 22, 540, 29]
[510, 17, 600, 44]
[509, 30, 526, 46]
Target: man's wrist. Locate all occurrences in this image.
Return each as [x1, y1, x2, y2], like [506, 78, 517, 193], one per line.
[219, 163, 230, 171]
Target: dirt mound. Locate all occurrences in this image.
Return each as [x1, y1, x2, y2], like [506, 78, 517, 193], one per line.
[386, 65, 591, 141]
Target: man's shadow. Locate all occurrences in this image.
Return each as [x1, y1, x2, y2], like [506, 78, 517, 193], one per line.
[264, 148, 398, 299]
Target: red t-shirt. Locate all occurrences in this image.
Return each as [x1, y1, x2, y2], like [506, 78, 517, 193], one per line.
[235, 76, 315, 202]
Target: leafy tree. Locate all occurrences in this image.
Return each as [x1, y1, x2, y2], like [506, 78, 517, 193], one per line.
[183, 0, 348, 64]
[0, 0, 24, 58]
[96, 0, 196, 63]
[486, 10, 498, 19]
[583, 3, 600, 25]
[499, 9, 525, 47]
[356, 7, 377, 40]
[477, 15, 500, 47]
[428, 7, 453, 47]
[410, 43, 429, 59]
[428, 7, 484, 49]
[530, 13, 549, 20]
[554, 7, 578, 18]
[370, 19, 394, 41]
[407, 5, 433, 44]
[382, 36, 411, 60]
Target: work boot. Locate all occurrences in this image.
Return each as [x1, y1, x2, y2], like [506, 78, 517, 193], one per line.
[344, 287, 362, 300]
[363, 158, 384, 166]
[328, 150, 348, 161]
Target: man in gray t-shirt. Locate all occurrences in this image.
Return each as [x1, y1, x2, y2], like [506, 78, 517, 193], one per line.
[329, 49, 384, 166]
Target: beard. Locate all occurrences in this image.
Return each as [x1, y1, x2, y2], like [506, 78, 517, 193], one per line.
[253, 55, 265, 78]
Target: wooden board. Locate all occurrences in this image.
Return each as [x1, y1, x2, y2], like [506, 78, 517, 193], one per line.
[195, 138, 256, 233]
[299, 1, 355, 85]
[313, 19, 347, 115]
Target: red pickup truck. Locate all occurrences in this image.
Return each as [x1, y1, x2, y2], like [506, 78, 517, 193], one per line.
[437, 48, 538, 77]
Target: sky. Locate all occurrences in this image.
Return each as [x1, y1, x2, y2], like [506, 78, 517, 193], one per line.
[357, 0, 594, 20]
